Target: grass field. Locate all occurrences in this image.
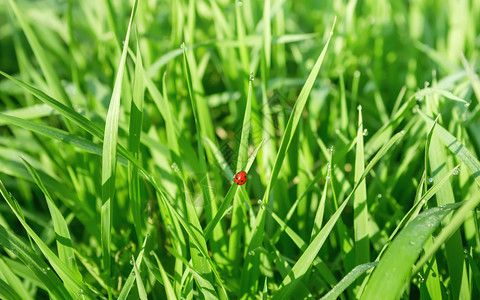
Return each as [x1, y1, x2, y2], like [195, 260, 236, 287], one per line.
[1, 0, 480, 299]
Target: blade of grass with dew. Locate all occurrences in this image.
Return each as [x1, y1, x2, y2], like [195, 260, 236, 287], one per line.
[240, 18, 336, 297]
[354, 105, 369, 268]
[272, 130, 405, 299]
[427, 122, 470, 299]
[128, 35, 145, 243]
[21, 159, 82, 281]
[100, 0, 137, 294]
[320, 262, 378, 300]
[6, 0, 71, 108]
[414, 111, 480, 276]
[228, 75, 253, 268]
[358, 163, 460, 297]
[0, 180, 96, 299]
[0, 255, 34, 300]
[360, 203, 461, 300]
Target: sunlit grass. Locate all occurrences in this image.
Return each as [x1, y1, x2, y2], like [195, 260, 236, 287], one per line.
[0, 0, 480, 299]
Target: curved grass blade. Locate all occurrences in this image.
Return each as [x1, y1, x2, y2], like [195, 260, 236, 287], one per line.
[320, 262, 378, 300]
[360, 203, 461, 300]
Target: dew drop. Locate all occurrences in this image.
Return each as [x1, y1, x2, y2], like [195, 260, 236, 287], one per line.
[464, 248, 468, 254]
[377, 194, 382, 199]
[424, 81, 430, 87]
[180, 42, 184, 49]
[428, 177, 434, 184]
[418, 275, 425, 283]
[237, 1, 243, 6]
[326, 175, 331, 180]
[258, 200, 263, 205]
[77, 289, 84, 297]
[363, 128, 368, 136]
[327, 163, 331, 170]
[42, 268, 47, 274]
[354, 70, 360, 77]
[171, 163, 179, 172]
[465, 102, 471, 108]
[328, 146, 334, 152]
[249, 72, 255, 81]
[400, 130, 406, 135]
[453, 167, 460, 176]
[248, 250, 254, 255]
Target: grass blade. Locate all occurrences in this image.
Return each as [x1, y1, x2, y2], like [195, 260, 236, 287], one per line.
[354, 105, 369, 267]
[100, 0, 137, 294]
[128, 34, 145, 243]
[361, 203, 461, 300]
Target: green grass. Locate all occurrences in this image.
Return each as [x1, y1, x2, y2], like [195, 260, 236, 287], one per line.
[0, 0, 480, 299]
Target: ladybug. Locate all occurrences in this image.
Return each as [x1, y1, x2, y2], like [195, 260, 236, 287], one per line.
[233, 171, 247, 185]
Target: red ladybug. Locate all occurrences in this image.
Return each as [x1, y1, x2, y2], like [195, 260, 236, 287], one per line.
[233, 171, 247, 185]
